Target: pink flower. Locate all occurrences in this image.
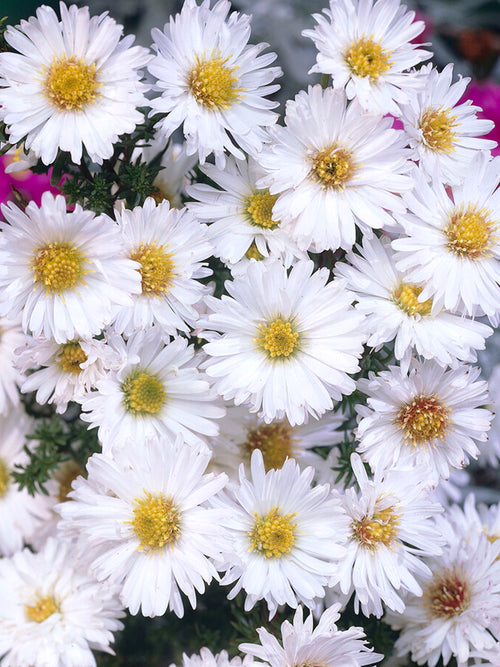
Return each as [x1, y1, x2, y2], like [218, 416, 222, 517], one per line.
[0, 152, 61, 214]
[464, 81, 500, 156]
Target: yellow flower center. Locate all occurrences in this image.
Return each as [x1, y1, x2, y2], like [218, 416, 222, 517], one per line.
[25, 595, 59, 623]
[249, 506, 297, 558]
[352, 505, 400, 550]
[31, 242, 87, 294]
[128, 491, 181, 552]
[419, 107, 458, 153]
[425, 568, 470, 619]
[396, 394, 449, 446]
[55, 460, 83, 503]
[122, 370, 167, 416]
[187, 53, 242, 111]
[57, 341, 88, 374]
[445, 204, 498, 260]
[243, 421, 295, 471]
[392, 282, 433, 317]
[310, 146, 356, 189]
[344, 36, 393, 80]
[245, 191, 280, 230]
[256, 318, 300, 359]
[245, 241, 265, 261]
[0, 458, 10, 498]
[129, 242, 175, 295]
[44, 55, 99, 111]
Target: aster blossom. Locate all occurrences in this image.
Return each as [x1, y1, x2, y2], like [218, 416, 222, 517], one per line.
[202, 259, 366, 425]
[0, 192, 141, 343]
[392, 153, 500, 320]
[257, 84, 413, 253]
[0, 537, 124, 667]
[0, 2, 151, 165]
[303, 0, 431, 115]
[213, 450, 350, 617]
[58, 436, 229, 618]
[148, 0, 282, 167]
[240, 603, 382, 666]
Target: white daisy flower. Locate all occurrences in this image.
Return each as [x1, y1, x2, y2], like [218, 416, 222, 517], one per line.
[390, 522, 500, 666]
[392, 153, 500, 319]
[79, 327, 224, 449]
[240, 603, 382, 667]
[335, 235, 493, 371]
[302, 0, 431, 115]
[0, 537, 124, 667]
[257, 85, 413, 253]
[58, 436, 228, 618]
[0, 192, 141, 343]
[187, 156, 304, 269]
[0, 405, 53, 556]
[0, 2, 150, 165]
[0, 315, 27, 415]
[399, 64, 497, 185]
[148, 0, 282, 167]
[202, 259, 366, 426]
[356, 360, 492, 484]
[111, 197, 213, 337]
[334, 454, 444, 618]
[214, 449, 350, 617]
[17, 335, 115, 414]
[209, 403, 346, 483]
[177, 648, 253, 667]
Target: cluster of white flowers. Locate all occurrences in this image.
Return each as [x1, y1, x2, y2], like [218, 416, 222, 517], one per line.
[0, 0, 499, 666]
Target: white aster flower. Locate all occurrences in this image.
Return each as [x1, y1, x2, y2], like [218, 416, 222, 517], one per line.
[334, 454, 444, 617]
[392, 153, 500, 319]
[202, 259, 366, 425]
[188, 156, 304, 269]
[177, 648, 253, 667]
[17, 335, 115, 414]
[336, 235, 493, 371]
[214, 450, 350, 617]
[399, 64, 497, 185]
[257, 85, 413, 253]
[240, 603, 382, 667]
[111, 197, 213, 337]
[0, 537, 124, 667]
[356, 360, 492, 483]
[390, 525, 500, 667]
[302, 0, 431, 115]
[80, 327, 224, 448]
[0, 2, 150, 165]
[58, 436, 228, 618]
[0, 405, 53, 556]
[148, 0, 282, 167]
[209, 403, 346, 483]
[0, 192, 141, 343]
[0, 315, 27, 415]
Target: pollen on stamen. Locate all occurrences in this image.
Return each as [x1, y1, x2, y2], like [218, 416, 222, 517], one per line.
[425, 568, 471, 619]
[25, 595, 59, 623]
[310, 145, 356, 190]
[249, 506, 297, 558]
[392, 282, 433, 317]
[256, 318, 300, 360]
[245, 240, 265, 261]
[44, 55, 100, 112]
[419, 107, 458, 154]
[57, 341, 88, 374]
[121, 369, 167, 416]
[396, 394, 450, 446]
[445, 203, 498, 260]
[344, 36, 393, 80]
[31, 241, 88, 295]
[243, 421, 295, 471]
[352, 504, 400, 551]
[129, 242, 176, 295]
[187, 53, 243, 111]
[127, 491, 181, 552]
[245, 191, 280, 230]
